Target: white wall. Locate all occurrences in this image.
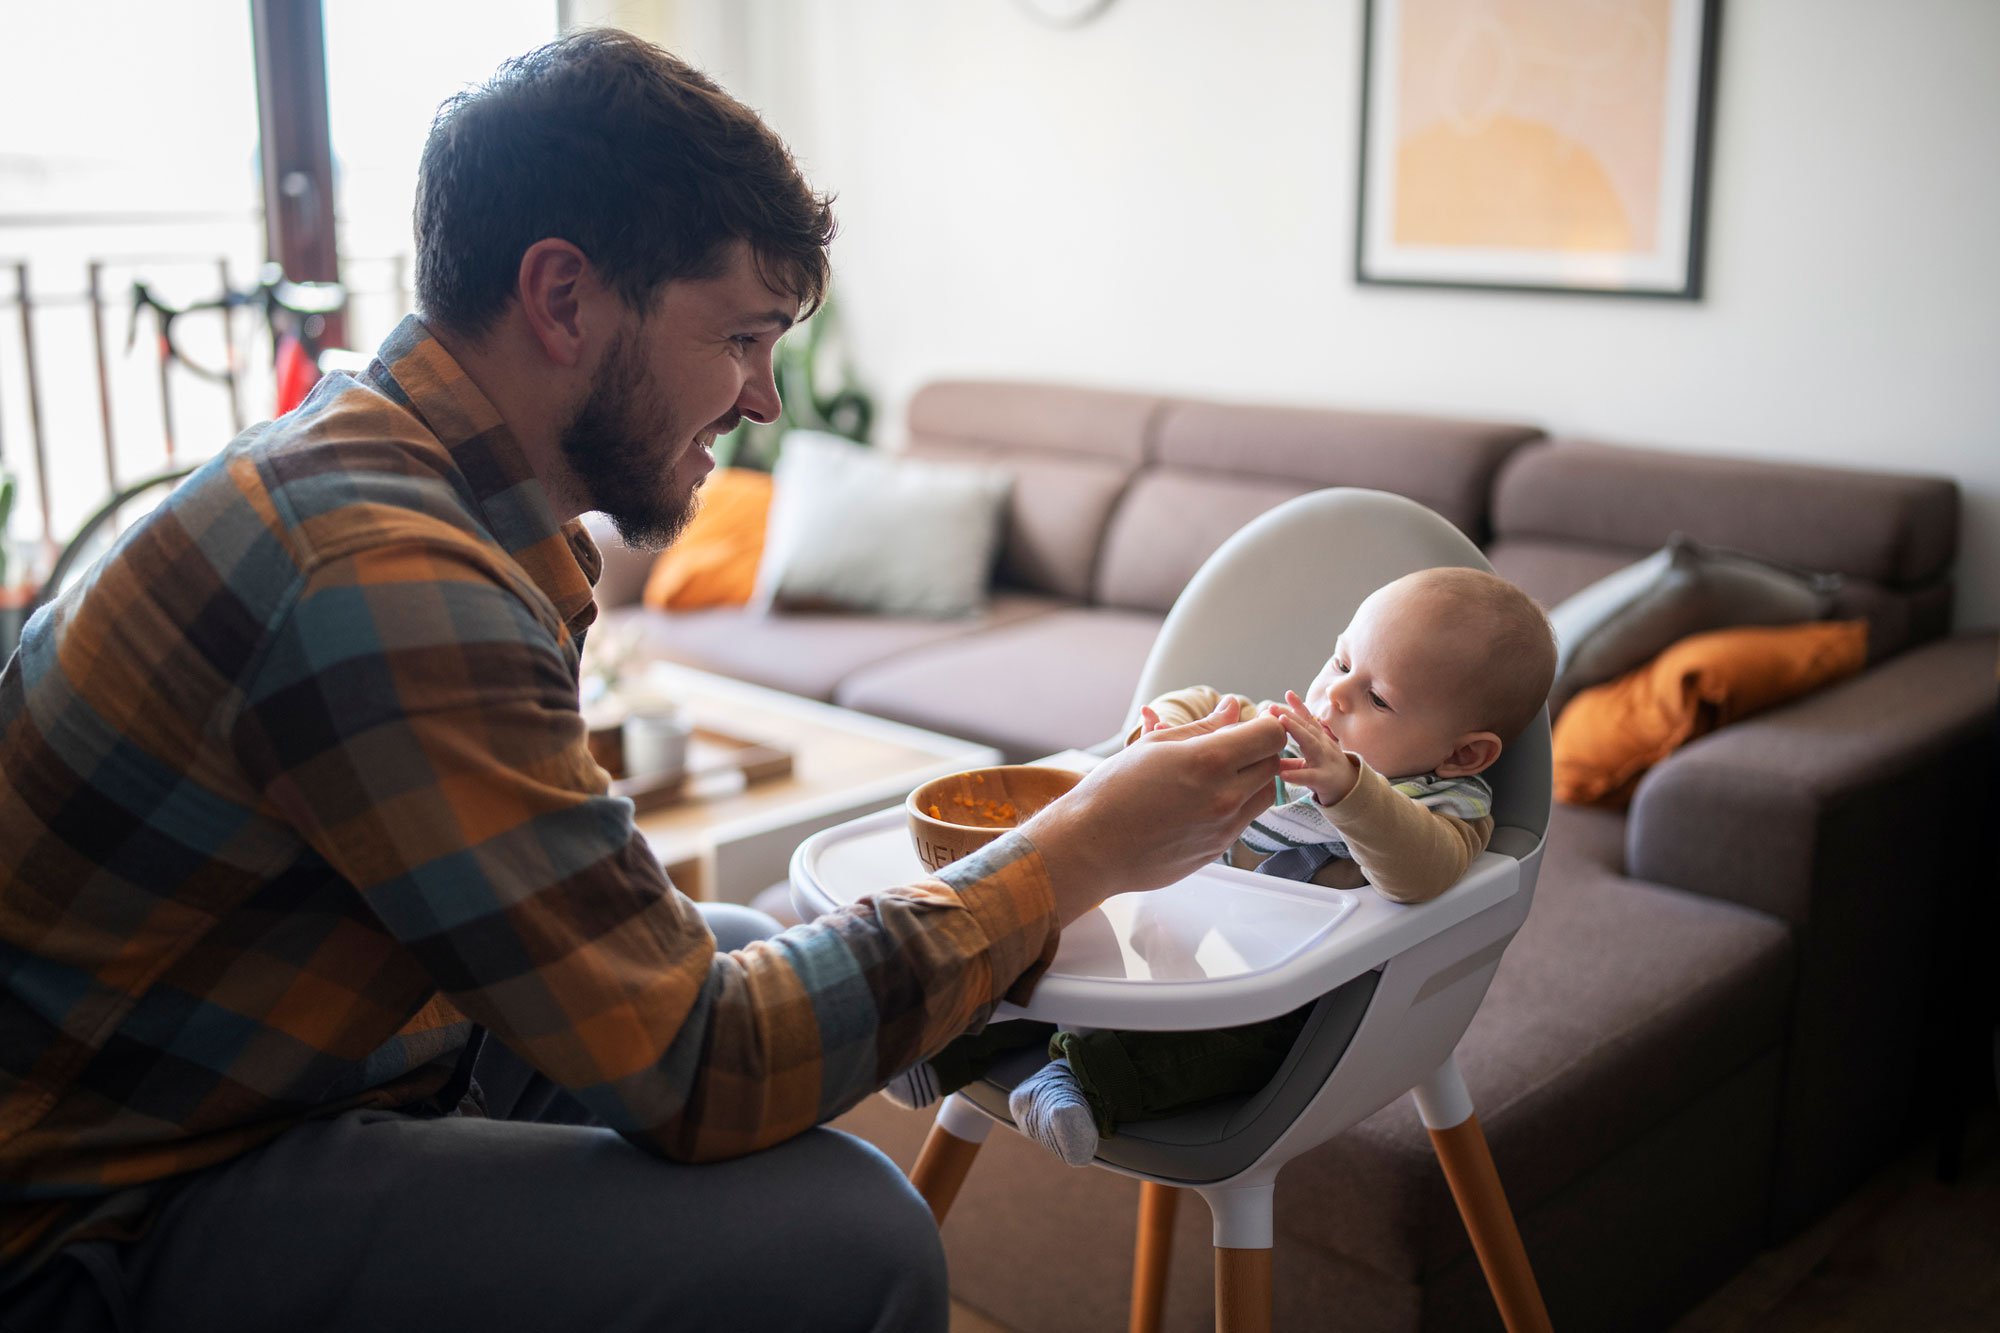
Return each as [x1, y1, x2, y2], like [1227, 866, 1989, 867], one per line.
[683, 0, 2000, 630]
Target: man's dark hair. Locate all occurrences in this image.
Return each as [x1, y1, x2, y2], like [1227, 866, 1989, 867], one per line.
[415, 29, 834, 337]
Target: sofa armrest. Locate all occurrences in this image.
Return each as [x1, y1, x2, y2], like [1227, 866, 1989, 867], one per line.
[1626, 631, 1997, 922]
[581, 512, 656, 610]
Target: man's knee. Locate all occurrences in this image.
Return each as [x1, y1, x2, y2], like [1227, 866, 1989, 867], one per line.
[696, 900, 784, 952]
[786, 1129, 948, 1332]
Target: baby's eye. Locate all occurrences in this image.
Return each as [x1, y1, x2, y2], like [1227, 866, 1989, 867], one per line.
[1333, 660, 1350, 674]
[1368, 691, 1390, 710]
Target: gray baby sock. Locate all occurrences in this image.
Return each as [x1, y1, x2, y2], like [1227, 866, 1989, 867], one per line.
[1008, 1059, 1100, 1166]
[881, 1062, 945, 1111]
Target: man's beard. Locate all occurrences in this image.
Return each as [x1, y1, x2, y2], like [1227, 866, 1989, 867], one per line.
[558, 333, 727, 551]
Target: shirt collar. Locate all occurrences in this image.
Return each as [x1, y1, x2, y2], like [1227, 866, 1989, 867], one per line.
[364, 315, 601, 637]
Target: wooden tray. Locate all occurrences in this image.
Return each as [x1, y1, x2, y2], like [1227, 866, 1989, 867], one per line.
[607, 725, 793, 814]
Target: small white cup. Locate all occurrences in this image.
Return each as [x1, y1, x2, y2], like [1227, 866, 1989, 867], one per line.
[622, 708, 694, 781]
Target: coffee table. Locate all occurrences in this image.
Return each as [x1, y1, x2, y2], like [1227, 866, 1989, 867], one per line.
[621, 662, 1002, 904]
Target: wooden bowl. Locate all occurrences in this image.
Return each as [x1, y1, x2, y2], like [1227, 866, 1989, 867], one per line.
[906, 765, 1084, 873]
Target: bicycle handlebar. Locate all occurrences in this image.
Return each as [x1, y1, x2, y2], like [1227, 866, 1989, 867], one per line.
[127, 266, 348, 383]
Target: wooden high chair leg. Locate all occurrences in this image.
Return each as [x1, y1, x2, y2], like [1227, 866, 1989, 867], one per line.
[1199, 1182, 1275, 1333]
[907, 1093, 992, 1225]
[1129, 1181, 1181, 1333]
[1415, 1058, 1552, 1333]
[1213, 1248, 1272, 1333]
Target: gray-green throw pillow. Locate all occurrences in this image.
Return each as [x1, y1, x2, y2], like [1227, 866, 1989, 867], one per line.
[1548, 534, 1841, 714]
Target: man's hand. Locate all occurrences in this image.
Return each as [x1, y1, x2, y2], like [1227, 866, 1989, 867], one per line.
[1270, 689, 1360, 807]
[1019, 697, 1287, 926]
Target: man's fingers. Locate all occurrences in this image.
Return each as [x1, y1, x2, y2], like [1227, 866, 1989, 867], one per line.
[1228, 765, 1284, 832]
[1197, 712, 1288, 773]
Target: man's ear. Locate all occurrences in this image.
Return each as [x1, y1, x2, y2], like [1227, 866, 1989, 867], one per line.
[1435, 731, 1502, 778]
[516, 238, 596, 368]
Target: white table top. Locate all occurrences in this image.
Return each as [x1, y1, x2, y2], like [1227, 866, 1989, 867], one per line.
[619, 661, 1001, 904]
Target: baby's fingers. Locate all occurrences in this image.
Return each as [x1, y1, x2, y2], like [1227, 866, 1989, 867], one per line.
[1275, 711, 1327, 751]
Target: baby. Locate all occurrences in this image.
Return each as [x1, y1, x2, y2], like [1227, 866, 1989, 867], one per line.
[886, 567, 1558, 1165]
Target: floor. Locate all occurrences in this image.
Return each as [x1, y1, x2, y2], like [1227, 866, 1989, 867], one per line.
[1669, 1105, 2000, 1333]
[948, 1104, 2000, 1332]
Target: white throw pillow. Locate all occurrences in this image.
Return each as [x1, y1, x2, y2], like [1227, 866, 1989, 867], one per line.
[754, 431, 1013, 618]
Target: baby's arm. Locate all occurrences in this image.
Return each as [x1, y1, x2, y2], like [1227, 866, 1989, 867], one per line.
[1320, 769, 1491, 904]
[1261, 692, 1485, 901]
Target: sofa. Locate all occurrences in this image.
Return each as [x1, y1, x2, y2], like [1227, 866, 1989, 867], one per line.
[590, 381, 1997, 1331]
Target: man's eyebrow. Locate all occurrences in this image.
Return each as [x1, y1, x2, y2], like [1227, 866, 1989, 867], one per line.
[743, 309, 795, 331]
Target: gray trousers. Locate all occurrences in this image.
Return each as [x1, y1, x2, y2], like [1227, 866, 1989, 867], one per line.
[3, 903, 947, 1333]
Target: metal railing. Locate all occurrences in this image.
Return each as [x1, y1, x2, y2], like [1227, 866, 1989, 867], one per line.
[0, 227, 409, 585]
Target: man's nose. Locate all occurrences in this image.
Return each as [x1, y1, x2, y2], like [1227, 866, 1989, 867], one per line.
[737, 362, 781, 424]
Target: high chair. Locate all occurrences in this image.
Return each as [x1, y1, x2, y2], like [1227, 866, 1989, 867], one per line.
[791, 489, 1553, 1333]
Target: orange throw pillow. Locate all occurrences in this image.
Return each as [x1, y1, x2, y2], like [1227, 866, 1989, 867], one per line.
[1553, 619, 1868, 808]
[641, 468, 774, 611]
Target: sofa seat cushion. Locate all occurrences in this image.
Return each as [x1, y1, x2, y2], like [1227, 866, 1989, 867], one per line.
[1274, 800, 1794, 1279]
[592, 591, 1069, 702]
[834, 608, 1165, 761]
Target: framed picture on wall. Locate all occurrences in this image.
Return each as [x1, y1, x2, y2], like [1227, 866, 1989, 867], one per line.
[1355, 0, 1721, 299]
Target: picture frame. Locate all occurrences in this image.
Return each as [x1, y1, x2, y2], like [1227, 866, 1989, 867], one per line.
[1355, 0, 1722, 299]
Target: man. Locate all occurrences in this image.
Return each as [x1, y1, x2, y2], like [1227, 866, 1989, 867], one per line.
[0, 31, 1285, 1332]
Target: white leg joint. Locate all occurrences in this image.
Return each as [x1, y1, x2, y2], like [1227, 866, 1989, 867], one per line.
[934, 1091, 994, 1144]
[1197, 1182, 1275, 1249]
[1411, 1054, 1475, 1131]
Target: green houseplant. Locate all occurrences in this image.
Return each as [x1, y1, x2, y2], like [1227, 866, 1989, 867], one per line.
[0, 472, 14, 590]
[0, 471, 30, 661]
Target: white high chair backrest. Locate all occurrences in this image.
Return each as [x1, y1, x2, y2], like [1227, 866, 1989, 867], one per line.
[1126, 487, 1551, 845]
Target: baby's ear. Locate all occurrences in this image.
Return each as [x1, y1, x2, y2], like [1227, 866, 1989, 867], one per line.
[1436, 732, 1502, 778]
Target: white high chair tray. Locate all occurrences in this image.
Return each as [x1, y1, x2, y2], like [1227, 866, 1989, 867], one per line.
[790, 806, 1524, 1030]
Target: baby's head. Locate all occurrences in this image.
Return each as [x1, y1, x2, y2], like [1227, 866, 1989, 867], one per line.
[1302, 568, 1556, 781]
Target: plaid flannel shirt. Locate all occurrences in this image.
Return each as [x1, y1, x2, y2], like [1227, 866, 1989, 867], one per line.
[0, 316, 1059, 1276]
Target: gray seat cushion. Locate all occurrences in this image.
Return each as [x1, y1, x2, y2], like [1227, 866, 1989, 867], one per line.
[835, 607, 1165, 760]
[593, 591, 1068, 702]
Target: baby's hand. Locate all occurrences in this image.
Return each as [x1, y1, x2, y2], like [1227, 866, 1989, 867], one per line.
[1137, 696, 1241, 740]
[1271, 690, 1360, 806]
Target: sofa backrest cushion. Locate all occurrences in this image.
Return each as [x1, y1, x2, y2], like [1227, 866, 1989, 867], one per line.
[902, 380, 1161, 600]
[1092, 400, 1541, 613]
[1490, 441, 1960, 659]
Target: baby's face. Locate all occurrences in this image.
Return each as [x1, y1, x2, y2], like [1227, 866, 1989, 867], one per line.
[1301, 583, 1475, 780]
